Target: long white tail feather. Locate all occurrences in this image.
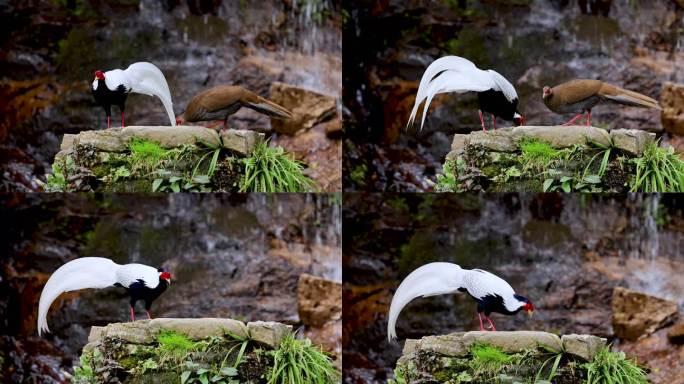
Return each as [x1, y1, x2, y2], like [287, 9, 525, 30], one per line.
[387, 262, 465, 341]
[419, 71, 491, 129]
[407, 56, 518, 131]
[124, 62, 176, 126]
[38, 257, 121, 336]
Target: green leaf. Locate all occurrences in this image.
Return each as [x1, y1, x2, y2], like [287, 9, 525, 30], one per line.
[560, 176, 572, 183]
[542, 179, 554, 192]
[152, 178, 164, 192]
[193, 175, 211, 184]
[171, 183, 181, 193]
[199, 374, 209, 384]
[584, 174, 601, 184]
[181, 371, 192, 384]
[221, 367, 238, 376]
[561, 180, 571, 193]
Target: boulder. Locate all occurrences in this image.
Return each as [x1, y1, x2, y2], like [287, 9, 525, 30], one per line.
[416, 332, 469, 357]
[511, 125, 611, 148]
[297, 274, 342, 327]
[121, 126, 221, 148]
[451, 134, 468, 154]
[610, 129, 655, 156]
[412, 331, 562, 357]
[661, 82, 684, 135]
[561, 334, 607, 361]
[64, 126, 223, 153]
[220, 129, 264, 155]
[462, 331, 563, 353]
[247, 321, 292, 348]
[60, 134, 78, 151]
[612, 287, 678, 340]
[87, 318, 249, 344]
[468, 128, 517, 152]
[667, 322, 684, 344]
[269, 82, 337, 135]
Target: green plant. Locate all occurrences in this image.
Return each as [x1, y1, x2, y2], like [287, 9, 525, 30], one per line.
[584, 347, 648, 384]
[152, 171, 212, 192]
[73, 349, 102, 383]
[519, 138, 562, 172]
[630, 142, 684, 192]
[240, 142, 315, 192]
[45, 159, 70, 192]
[129, 138, 169, 174]
[534, 345, 564, 383]
[543, 173, 601, 192]
[469, 344, 518, 374]
[180, 361, 238, 384]
[267, 332, 339, 384]
[157, 330, 200, 366]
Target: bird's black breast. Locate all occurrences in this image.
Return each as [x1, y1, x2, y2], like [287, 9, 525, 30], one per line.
[92, 80, 129, 109]
[477, 89, 518, 121]
[475, 294, 521, 316]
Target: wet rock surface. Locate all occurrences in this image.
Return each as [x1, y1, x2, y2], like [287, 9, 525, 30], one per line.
[298, 274, 343, 327]
[612, 286, 678, 341]
[0, 194, 341, 382]
[269, 82, 338, 135]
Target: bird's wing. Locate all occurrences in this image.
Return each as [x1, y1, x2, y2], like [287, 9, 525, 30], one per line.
[407, 56, 497, 131]
[123, 62, 176, 126]
[104, 69, 132, 92]
[553, 79, 604, 105]
[37, 257, 120, 336]
[465, 269, 518, 310]
[116, 263, 160, 289]
[487, 70, 518, 103]
[387, 262, 466, 341]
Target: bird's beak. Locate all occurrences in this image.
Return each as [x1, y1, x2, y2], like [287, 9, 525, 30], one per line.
[527, 310, 534, 318]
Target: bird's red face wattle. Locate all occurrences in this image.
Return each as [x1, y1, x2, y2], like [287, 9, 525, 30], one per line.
[94, 70, 105, 80]
[160, 271, 172, 284]
[175, 116, 184, 125]
[542, 86, 552, 99]
[523, 301, 534, 316]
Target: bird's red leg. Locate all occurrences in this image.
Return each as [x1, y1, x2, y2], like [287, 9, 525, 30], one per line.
[491, 114, 497, 130]
[485, 316, 497, 331]
[479, 110, 487, 133]
[107, 116, 111, 129]
[129, 306, 135, 322]
[205, 121, 223, 129]
[121, 111, 125, 128]
[586, 110, 591, 126]
[561, 113, 584, 126]
[477, 313, 485, 331]
[145, 310, 152, 320]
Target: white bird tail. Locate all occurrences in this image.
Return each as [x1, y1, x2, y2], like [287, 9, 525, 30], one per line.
[38, 257, 120, 336]
[387, 262, 465, 341]
[124, 62, 176, 126]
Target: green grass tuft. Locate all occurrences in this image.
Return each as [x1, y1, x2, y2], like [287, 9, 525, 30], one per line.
[630, 142, 684, 192]
[519, 138, 562, 172]
[584, 347, 648, 384]
[129, 138, 168, 173]
[240, 141, 316, 192]
[157, 330, 198, 357]
[267, 332, 339, 384]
